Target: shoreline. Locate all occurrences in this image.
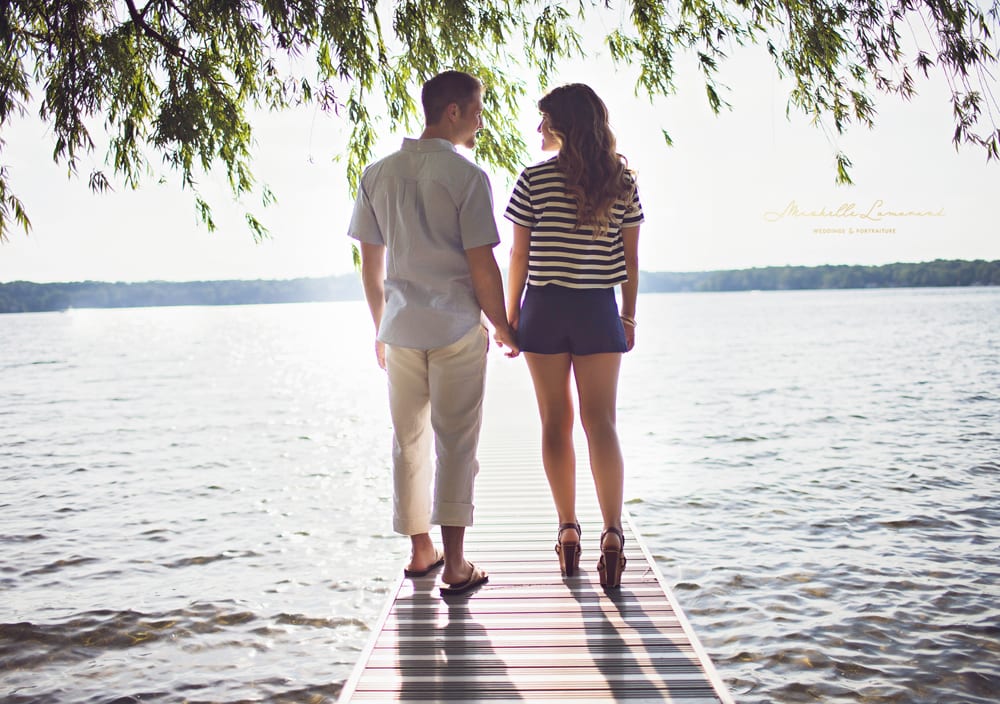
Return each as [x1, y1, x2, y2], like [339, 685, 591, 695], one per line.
[2, 258, 998, 314]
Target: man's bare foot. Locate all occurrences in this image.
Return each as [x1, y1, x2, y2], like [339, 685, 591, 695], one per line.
[405, 533, 444, 576]
[442, 560, 475, 586]
[404, 548, 444, 577]
[440, 562, 489, 595]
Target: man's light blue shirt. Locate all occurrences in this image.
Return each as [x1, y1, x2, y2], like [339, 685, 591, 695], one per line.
[348, 138, 500, 350]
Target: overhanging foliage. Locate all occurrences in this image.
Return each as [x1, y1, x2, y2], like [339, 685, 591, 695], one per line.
[1, 0, 997, 241]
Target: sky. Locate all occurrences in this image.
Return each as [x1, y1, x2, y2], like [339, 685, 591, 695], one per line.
[1, 29, 999, 283]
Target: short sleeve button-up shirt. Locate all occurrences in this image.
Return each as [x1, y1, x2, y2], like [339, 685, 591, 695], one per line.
[348, 138, 500, 349]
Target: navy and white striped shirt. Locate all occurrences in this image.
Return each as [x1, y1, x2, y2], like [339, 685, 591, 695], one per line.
[504, 157, 644, 289]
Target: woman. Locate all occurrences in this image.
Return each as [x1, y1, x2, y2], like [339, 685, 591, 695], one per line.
[504, 84, 642, 589]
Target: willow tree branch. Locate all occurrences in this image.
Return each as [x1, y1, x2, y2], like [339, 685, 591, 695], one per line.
[124, 0, 185, 57]
[164, 0, 194, 25]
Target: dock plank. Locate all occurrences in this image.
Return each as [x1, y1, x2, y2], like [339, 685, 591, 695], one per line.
[339, 373, 734, 704]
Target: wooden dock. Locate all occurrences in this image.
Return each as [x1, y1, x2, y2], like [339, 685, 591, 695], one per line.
[339, 365, 735, 703]
[337, 462, 735, 702]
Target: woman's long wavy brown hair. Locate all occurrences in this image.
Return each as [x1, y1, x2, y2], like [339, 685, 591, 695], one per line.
[538, 84, 633, 237]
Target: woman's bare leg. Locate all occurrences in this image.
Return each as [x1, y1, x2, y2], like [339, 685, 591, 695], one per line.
[524, 352, 579, 542]
[572, 352, 624, 550]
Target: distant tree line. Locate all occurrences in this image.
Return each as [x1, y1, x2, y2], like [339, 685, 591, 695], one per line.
[0, 276, 363, 314]
[1, 259, 997, 314]
[641, 259, 1000, 293]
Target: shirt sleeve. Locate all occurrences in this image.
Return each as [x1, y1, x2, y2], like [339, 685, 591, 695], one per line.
[459, 169, 501, 250]
[347, 171, 385, 245]
[504, 169, 535, 227]
[622, 176, 644, 227]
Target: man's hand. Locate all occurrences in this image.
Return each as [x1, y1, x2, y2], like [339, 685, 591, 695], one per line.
[375, 339, 386, 369]
[466, 244, 521, 359]
[493, 324, 520, 358]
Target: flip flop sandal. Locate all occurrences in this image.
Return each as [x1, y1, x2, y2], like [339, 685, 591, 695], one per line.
[439, 563, 489, 596]
[403, 551, 445, 578]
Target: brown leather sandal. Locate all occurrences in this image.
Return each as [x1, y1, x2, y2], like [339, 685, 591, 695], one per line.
[597, 526, 626, 589]
[555, 522, 581, 577]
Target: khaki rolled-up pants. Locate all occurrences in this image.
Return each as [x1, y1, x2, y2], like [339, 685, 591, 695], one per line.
[385, 325, 488, 535]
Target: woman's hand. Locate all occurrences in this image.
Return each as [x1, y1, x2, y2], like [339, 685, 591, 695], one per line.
[620, 315, 636, 352]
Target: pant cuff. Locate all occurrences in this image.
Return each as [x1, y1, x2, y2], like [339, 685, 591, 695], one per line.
[393, 518, 432, 536]
[432, 501, 475, 527]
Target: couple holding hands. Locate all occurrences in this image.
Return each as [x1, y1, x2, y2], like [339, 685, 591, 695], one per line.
[348, 70, 643, 595]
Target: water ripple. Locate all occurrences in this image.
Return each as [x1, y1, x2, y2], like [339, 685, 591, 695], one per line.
[2, 292, 999, 703]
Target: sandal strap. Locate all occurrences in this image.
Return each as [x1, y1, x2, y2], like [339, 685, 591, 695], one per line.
[600, 526, 625, 547]
[557, 522, 581, 539]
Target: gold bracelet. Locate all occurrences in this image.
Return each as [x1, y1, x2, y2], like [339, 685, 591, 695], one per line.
[620, 315, 637, 328]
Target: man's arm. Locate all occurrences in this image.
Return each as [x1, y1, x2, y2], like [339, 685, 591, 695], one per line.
[466, 244, 520, 357]
[360, 242, 387, 368]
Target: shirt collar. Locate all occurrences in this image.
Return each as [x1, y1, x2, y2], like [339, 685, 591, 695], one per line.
[402, 137, 457, 153]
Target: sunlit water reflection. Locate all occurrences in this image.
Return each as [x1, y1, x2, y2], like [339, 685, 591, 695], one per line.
[1, 287, 998, 702]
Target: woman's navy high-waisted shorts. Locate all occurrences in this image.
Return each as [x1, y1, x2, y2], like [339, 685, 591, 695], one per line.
[517, 284, 628, 355]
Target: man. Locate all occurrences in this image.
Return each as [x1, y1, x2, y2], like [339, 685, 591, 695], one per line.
[348, 71, 519, 596]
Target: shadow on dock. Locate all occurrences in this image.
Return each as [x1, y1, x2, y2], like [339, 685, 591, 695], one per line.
[395, 579, 524, 701]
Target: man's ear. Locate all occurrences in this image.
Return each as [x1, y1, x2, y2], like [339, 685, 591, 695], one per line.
[445, 102, 460, 123]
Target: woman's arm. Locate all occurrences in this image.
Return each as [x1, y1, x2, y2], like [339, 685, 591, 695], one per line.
[506, 223, 532, 329]
[619, 225, 640, 350]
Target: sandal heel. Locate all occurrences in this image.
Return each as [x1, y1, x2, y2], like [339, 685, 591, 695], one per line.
[555, 522, 582, 577]
[556, 541, 581, 576]
[598, 527, 627, 589]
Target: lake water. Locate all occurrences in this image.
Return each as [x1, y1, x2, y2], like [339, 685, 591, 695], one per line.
[1, 287, 998, 703]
